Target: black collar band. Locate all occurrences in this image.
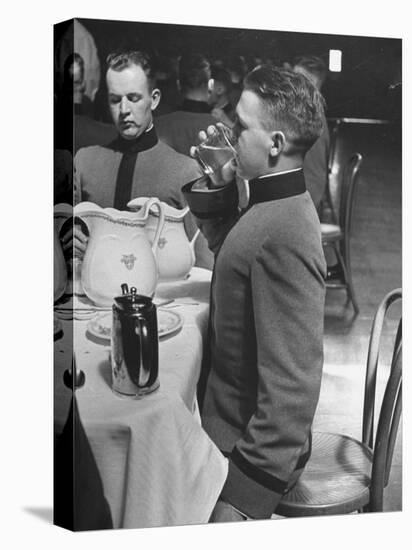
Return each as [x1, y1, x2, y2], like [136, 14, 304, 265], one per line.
[248, 169, 306, 208]
[110, 125, 158, 154]
[181, 98, 211, 114]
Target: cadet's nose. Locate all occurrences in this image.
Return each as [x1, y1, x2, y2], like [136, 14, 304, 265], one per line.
[119, 96, 129, 115]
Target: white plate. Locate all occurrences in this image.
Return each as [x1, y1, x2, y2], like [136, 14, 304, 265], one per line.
[87, 308, 183, 341]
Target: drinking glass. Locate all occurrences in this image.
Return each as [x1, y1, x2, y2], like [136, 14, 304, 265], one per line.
[193, 124, 238, 187]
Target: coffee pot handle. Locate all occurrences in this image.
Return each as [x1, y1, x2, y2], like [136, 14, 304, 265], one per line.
[135, 316, 152, 388]
[141, 198, 165, 256]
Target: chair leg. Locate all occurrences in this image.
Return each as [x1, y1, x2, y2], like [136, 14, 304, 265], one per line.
[343, 236, 359, 315]
[334, 244, 359, 315]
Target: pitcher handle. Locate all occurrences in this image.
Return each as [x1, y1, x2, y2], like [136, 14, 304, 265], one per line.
[190, 228, 201, 251]
[141, 198, 165, 255]
[180, 205, 190, 218]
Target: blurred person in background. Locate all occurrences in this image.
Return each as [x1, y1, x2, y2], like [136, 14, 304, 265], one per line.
[153, 55, 182, 117]
[155, 52, 217, 268]
[292, 54, 328, 91]
[156, 53, 216, 155]
[177, 52, 213, 113]
[55, 18, 101, 104]
[225, 54, 247, 108]
[61, 53, 117, 154]
[66, 53, 94, 116]
[208, 65, 236, 127]
[290, 55, 330, 212]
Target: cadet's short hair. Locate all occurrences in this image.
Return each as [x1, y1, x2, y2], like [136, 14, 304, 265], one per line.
[106, 50, 157, 90]
[178, 53, 211, 92]
[211, 66, 233, 93]
[292, 55, 327, 87]
[244, 65, 326, 152]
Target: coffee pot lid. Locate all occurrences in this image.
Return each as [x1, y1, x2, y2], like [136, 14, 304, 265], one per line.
[114, 284, 152, 310]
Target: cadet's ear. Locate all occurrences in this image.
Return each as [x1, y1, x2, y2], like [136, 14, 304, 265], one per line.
[269, 131, 286, 157]
[151, 88, 161, 111]
[214, 81, 225, 95]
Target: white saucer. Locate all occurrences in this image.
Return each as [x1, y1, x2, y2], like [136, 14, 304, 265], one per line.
[87, 308, 183, 341]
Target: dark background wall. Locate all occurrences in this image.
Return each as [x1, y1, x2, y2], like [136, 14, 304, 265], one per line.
[79, 17, 401, 120]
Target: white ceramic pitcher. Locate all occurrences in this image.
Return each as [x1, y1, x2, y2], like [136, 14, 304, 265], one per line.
[75, 199, 165, 306]
[128, 197, 200, 281]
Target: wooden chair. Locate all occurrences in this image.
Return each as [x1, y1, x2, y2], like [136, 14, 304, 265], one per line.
[327, 119, 342, 194]
[276, 288, 402, 517]
[321, 153, 363, 315]
[318, 118, 342, 224]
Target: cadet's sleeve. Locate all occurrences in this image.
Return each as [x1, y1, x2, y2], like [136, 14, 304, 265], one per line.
[184, 179, 240, 255]
[220, 231, 326, 518]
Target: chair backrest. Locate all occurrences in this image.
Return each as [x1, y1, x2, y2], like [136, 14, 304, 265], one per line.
[361, 288, 402, 511]
[327, 118, 342, 176]
[324, 150, 362, 229]
[339, 153, 362, 234]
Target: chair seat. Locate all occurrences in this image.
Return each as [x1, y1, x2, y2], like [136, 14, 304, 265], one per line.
[276, 432, 373, 517]
[321, 223, 342, 241]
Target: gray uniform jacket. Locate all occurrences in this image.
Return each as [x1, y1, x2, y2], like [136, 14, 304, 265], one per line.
[74, 131, 201, 208]
[187, 169, 326, 518]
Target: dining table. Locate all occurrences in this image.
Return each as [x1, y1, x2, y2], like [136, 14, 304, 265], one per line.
[54, 267, 228, 529]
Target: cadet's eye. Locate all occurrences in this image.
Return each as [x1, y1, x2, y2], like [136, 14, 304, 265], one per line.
[109, 95, 121, 105]
[127, 93, 141, 103]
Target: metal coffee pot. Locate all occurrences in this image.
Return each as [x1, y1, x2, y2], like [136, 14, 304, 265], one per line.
[111, 284, 160, 398]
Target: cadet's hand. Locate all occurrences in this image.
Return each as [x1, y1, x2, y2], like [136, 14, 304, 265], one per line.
[208, 499, 247, 523]
[190, 124, 237, 188]
[60, 225, 89, 259]
[211, 108, 235, 129]
[189, 124, 219, 158]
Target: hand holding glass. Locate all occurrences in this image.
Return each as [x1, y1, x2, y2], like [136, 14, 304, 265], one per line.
[192, 124, 238, 188]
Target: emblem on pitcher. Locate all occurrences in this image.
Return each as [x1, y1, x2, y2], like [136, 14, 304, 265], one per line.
[158, 237, 167, 249]
[121, 253, 137, 270]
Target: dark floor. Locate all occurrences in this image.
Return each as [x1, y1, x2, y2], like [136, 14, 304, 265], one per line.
[279, 123, 402, 517]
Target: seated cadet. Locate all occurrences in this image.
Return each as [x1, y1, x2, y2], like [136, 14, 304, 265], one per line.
[65, 49, 209, 266]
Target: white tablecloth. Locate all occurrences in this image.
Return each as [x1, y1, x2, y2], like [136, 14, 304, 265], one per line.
[54, 268, 228, 529]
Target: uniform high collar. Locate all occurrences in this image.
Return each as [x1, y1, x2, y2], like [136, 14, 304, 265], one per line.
[181, 98, 211, 113]
[110, 125, 158, 154]
[248, 169, 306, 208]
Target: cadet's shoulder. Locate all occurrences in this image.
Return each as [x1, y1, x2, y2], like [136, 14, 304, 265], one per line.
[154, 141, 202, 174]
[74, 144, 113, 165]
[251, 192, 321, 245]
